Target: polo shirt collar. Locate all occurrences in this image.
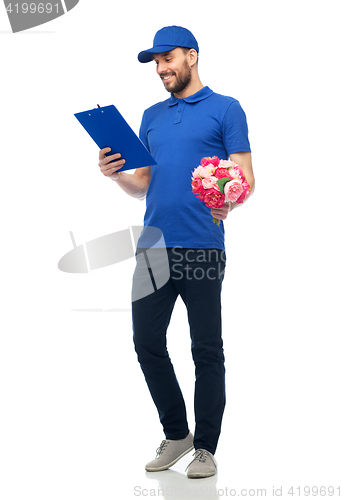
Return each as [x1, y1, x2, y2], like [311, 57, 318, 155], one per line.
[168, 86, 213, 106]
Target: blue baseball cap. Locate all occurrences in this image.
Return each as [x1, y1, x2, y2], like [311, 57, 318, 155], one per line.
[138, 25, 199, 63]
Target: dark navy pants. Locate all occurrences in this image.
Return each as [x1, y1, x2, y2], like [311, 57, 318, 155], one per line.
[132, 247, 226, 455]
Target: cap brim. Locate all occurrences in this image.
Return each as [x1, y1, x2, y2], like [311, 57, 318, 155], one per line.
[138, 45, 178, 63]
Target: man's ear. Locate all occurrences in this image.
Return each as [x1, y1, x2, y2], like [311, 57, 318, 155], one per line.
[189, 49, 198, 67]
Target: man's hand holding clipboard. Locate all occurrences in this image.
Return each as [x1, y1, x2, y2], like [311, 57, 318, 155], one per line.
[98, 146, 152, 200]
[98, 149, 127, 180]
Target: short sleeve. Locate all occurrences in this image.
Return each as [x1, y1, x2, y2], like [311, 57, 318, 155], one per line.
[139, 111, 150, 153]
[222, 100, 251, 156]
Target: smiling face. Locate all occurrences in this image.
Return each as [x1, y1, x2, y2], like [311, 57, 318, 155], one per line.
[153, 47, 193, 97]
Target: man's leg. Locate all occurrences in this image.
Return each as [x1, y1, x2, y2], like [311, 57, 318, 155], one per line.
[132, 253, 189, 440]
[171, 248, 226, 455]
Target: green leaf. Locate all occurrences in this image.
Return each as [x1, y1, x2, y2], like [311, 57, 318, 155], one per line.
[216, 177, 231, 194]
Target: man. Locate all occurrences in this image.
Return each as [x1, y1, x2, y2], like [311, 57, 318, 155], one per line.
[98, 26, 255, 478]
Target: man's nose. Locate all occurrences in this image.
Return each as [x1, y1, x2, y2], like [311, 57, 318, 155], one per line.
[157, 62, 168, 75]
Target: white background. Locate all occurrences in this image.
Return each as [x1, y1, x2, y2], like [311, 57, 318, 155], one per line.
[1, 1, 343, 499]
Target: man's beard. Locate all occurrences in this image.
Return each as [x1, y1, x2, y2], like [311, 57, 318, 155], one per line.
[161, 61, 192, 95]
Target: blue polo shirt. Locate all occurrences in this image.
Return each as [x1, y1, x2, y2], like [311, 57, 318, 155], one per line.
[138, 86, 251, 250]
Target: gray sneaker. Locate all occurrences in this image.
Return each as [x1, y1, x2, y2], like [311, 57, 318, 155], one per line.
[145, 432, 194, 471]
[186, 449, 217, 478]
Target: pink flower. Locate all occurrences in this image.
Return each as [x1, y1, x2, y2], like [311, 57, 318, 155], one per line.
[199, 165, 215, 178]
[192, 165, 204, 179]
[228, 167, 242, 180]
[202, 176, 219, 190]
[196, 190, 205, 201]
[192, 177, 206, 201]
[204, 188, 225, 208]
[224, 179, 244, 202]
[215, 168, 231, 180]
[236, 181, 251, 203]
[191, 177, 203, 194]
[219, 159, 236, 169]
[201, 156, 220, 168]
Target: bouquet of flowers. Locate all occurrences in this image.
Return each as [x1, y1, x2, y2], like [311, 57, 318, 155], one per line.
[191, 156, 251, 226]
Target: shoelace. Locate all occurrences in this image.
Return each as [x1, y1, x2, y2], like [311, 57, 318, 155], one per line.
[155, 440, 169, 458]
[185, 449, 211, 470]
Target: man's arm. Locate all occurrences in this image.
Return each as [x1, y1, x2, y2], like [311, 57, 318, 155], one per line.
[210, 151, 255, 220]
[98, 148, 151, 200]
[114, 165, 151, 200]
[230, 151, 255, 195]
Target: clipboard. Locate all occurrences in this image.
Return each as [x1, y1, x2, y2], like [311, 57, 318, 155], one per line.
[74, 104, 157, 172]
